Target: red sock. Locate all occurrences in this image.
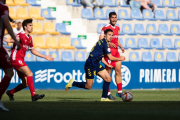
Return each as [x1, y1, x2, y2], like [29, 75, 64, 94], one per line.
[10, 84, 26, 94]
[0, 75, 11, 100]
[108, 86, 110, 93]
[117, 83, 122, 93]
[27, 76, 36, 97]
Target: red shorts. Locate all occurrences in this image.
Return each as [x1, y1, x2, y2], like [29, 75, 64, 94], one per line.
[0, 47, 12, 69]
[11, 59, 27, 78]
[104, 48, 120, 69]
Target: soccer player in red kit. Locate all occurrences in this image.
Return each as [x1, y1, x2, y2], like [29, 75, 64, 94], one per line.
[5, 19, 54, 101]
[99, 12, 125, 100]
[0, 0, 21, 111]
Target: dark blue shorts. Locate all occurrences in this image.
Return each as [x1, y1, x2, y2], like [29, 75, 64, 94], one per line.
[84, 64, 105, 80]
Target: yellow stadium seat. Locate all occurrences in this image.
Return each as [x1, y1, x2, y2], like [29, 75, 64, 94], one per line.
[46, 37, 62, 49]
[44, 23, 59, 35]
[16, 8, 30, 19]
[9, 8, 19, 19]
[33, 37, 49, 49]
[10, 22, 17, 28]
[4, 29, 8, 34]
[14, 0, 29, 6]
[8, 42, 13, 46]
[6, 0, 17, 6]
[29, 8, 44, 20]
[32, 23, 47, 34]
[59, 37, 75, 49]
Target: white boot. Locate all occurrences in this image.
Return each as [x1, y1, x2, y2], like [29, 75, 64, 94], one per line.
[0, 101, 9, 112]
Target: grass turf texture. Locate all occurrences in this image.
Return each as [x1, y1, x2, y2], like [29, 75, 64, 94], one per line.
[1, 90, 180, 120]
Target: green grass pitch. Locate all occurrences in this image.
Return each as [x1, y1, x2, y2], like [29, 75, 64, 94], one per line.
[1, 90, 180, 120]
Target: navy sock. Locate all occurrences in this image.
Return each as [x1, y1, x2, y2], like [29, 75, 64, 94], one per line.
[72, 82, 86, 89]
[102, 81, 110, 98]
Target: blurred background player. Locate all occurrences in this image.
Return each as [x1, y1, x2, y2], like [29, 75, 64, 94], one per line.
[99, 12, 125, 100]
[13, 22, 23, 36]
[5, 18, 54, 101]
[0, 0, 20, 111]
[65, 29, 125, 101]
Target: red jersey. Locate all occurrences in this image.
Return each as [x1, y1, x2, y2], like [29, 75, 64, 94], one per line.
[11, 31, 33, 61]
[101, 24, 120, 48]
[0, 2, 9, 48]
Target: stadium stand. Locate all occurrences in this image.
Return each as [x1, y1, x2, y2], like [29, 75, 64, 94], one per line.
[9, 8, 19, 19]
[71, 38, 86, 49]
[29, 8, 44, 20]
[16, 8, 29, 19]
[82, 8, 96, 20]
[26, 0, 41, 6]
[142, 52, 153, 62]
[56, 23, 71, 35]
[129, 52, 140, 61]
[154, 52, 165, 62]
[14, 0, 29, 6]
[46, 37, 62, 49]
[32, 23, 47, 34]
[166, 52, 177, 62]
[75, 51, 86, 61]
[44, 22, 59, 35]
[25, 51, 35, 61]
[36, 51, 48, 61]
[49, 51, 60, 61]
[94, 8, 107, 20]
[62, 51, 73, 61]
[5, 0, 180, 62]
[59, 37, 75, 49]
[41, 8, 56, 20]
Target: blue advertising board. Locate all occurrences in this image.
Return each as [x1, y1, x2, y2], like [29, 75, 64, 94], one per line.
[0, 62, 180, 90]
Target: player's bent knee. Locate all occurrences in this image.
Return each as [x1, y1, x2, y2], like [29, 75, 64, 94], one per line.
[104, 76, 111, 82]
[107, 76, 111, 82]
[115, 69, 121, 75]
[27, 72, 33, 77]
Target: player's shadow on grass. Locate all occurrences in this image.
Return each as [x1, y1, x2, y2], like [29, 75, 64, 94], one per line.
[57, 97, 90, 101]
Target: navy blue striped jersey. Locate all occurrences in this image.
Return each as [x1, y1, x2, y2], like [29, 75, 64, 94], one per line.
[85, 38, 111, 67]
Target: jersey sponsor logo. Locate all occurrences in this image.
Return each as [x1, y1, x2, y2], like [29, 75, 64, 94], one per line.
[113, 35, 118, 38]
[23, 45, 29, 49]
[112, 65, 131, 88]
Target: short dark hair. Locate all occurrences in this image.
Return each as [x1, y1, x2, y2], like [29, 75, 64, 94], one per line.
[17, 22, 21, 24]
[109, 12, 117, 18]
[104, 29, 113, 34]
[22, 19, 33, 30]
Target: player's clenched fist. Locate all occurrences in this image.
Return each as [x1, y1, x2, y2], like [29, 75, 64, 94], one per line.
[45, 55, 54, 61]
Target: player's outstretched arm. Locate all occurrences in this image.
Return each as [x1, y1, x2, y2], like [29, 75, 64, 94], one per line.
[3, 16, 20, 50]
[107, 54, 125, 61]
[101, 57, 113, 68]
[30, 49, 54, 61]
